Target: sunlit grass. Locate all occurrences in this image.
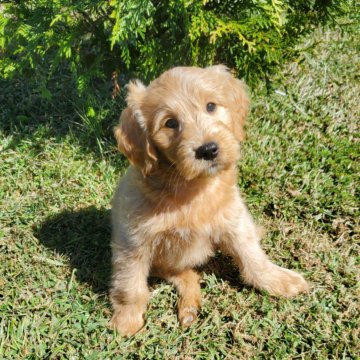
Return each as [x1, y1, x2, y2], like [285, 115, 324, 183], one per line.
[1, 21, 358, 359]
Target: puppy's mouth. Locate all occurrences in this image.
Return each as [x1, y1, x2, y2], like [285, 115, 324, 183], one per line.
[204, 161, 224, 176]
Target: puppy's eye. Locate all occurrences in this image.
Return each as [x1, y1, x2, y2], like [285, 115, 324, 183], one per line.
[165, 118, 179, 129]
[206, 102, 216, 113]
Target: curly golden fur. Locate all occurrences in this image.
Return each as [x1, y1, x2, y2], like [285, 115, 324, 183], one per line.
[110, 65, 308, 335]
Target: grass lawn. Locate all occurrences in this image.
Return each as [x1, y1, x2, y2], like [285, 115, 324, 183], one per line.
[1, 20, 359, 359]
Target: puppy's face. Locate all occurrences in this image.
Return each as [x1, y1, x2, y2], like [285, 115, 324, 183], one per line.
[115, 65, 249, 180]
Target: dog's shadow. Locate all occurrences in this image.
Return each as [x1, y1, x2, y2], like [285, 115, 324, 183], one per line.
[36, 206, 112, 293]
[36, 206, 243, 295]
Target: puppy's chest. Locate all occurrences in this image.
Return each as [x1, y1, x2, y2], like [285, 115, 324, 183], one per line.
[147, 203, 232, 267]
[152, 225, 217, 269]
[144, 196, 230, 238]
[140, 184, 239, 268]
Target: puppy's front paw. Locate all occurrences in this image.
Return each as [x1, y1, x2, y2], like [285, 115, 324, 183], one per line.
[261, 266, 309, 297]
[109, 305, 145, 336]
[179, 306, 198, 328]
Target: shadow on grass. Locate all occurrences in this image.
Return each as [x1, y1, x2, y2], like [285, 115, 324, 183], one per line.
[0, 74, 124, 160]
[36, 205, 245, 296]
[201, 253, 245, 291]
[36, 206, 112, 294]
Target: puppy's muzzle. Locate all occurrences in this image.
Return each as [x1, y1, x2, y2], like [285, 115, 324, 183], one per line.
[195, 142, 219, 161]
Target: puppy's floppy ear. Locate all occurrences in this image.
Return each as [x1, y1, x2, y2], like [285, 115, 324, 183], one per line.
[114, 80, 158, 176]
[208, 65, 250, 141]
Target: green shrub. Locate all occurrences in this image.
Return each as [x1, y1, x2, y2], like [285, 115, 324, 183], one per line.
[0, 0, 352, 151]
[0, 0, 351, 86]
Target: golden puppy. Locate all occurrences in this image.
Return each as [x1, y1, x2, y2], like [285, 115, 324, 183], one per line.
[110, 65, 308, 336]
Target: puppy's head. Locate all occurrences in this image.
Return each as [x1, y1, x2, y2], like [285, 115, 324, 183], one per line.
[115, 65, 249, 179]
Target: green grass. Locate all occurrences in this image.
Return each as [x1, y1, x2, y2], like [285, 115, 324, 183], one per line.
[1, 21, 359, 359]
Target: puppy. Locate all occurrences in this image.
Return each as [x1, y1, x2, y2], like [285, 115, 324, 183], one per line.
[110, 65, 308, 336]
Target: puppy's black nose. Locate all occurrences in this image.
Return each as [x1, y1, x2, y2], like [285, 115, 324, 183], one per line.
[195, 142, 219, 161]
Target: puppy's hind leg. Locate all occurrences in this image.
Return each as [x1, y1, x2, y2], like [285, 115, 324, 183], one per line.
[110, 246, 150, 336]
[221, 211, 309, 297]
[166, 269, 202, 328]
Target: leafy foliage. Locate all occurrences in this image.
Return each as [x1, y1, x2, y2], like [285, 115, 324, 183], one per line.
[0, 0, 351, 88]
[0, 0, 353, 153]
